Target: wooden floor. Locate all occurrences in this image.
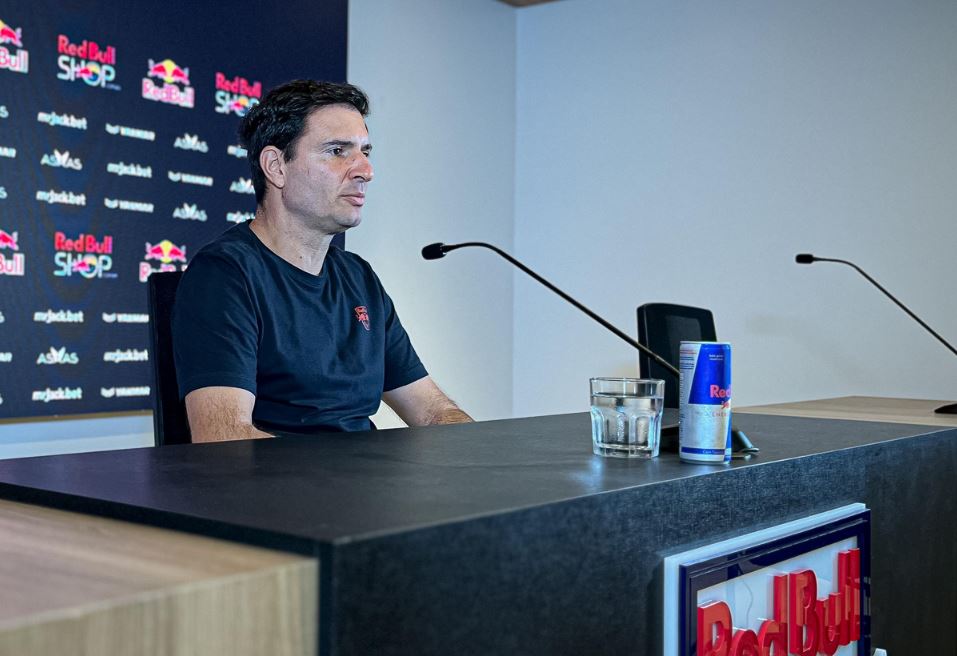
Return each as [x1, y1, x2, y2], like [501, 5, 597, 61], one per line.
[737, 395, 957, 426]
[0, 499, 318, 656]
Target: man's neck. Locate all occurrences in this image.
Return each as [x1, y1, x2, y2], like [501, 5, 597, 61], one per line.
[248, 206, 336, 276]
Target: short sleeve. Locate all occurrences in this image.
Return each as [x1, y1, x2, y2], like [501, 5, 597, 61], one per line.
[171, 254, 260, 398]
[379, 284, 428, 392]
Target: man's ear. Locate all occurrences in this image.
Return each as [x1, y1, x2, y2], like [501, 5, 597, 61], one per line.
[260, 146, 285, 191]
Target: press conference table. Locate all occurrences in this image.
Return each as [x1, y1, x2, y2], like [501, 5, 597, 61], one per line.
[0, 396, 954, 655]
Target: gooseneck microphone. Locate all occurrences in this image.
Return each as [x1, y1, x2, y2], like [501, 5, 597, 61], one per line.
[422, 241, 680, 377]
[796, 253, 957, 414]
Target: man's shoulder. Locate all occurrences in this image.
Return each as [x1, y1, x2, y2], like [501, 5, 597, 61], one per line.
[178, 224, 260, 293]
[193, 223, 258, 263]
[328, 244, 378, 279]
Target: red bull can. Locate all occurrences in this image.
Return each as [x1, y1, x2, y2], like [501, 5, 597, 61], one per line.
[678, 341, 732, 464]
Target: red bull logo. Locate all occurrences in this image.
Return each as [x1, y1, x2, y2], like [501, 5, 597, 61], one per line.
[57, 35, 118, 89]
[54, 231, 114, 279]
[0, 19, 23, 47]
[0, 226, 23, 276]
[0, 229, 18, 250]
[0, 18, 28, 74]
[697, 549, 862, 656]
[141, 57, 194, 108]
[140, 239, 188, 282]
[54, 231, 113, 254]
[144, 239, 187, 264]
[354, 306, 371, 331]
[57, 35, 115, 64]
[0, 251, 25, 276]
[214, 72, 262, 116]
[148, 58, 189, 84]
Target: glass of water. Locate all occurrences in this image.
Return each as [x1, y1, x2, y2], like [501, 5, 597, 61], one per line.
[590, 378, 664, 458]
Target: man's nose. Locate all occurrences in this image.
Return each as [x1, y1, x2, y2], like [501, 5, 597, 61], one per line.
[352, 153, 373, 182]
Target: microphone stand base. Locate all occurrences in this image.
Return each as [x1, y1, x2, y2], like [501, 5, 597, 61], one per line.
[934, 402, 957, 415]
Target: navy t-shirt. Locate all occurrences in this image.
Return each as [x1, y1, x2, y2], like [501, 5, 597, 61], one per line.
[171, 222, 427, 434]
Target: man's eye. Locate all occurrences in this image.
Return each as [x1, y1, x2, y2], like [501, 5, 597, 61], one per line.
[331, 147, 344, 156]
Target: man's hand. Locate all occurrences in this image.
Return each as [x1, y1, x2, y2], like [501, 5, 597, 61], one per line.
[184, 387, 273, 442]
[382, 376, 472, 426]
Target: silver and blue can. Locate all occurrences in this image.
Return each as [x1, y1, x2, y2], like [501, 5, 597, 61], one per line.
[678, 341, 732, 464]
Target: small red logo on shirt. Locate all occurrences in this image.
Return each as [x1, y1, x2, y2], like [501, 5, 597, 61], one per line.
[354, 306, 370, 331]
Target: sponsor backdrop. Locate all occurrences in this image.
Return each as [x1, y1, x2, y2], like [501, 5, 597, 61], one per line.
[0, 0, 347, 418]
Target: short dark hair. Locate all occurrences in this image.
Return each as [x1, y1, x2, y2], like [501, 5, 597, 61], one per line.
[238, 80, 370, 203]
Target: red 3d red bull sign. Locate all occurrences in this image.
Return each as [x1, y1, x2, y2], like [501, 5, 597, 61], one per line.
[664, 504, 870, 656]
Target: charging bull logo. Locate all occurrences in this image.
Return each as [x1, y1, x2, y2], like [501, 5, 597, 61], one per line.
[0, 20, 22, 47]
[141, 57, 194, 108]
[0, 18, 28, 74]
[148, 58, 189, 85]
[0, 229, 18, 250]
[144, 240, 186, 264]
[354, 306, 370, 331]
[140, 240, 187, 282]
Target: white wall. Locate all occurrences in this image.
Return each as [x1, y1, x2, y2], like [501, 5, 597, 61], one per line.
[513, 0, 957, 417]
[346, 0, 517, 426]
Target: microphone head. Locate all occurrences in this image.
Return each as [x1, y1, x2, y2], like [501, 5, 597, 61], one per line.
[795, 253, 816, 264]
[421, 243, 447, 260]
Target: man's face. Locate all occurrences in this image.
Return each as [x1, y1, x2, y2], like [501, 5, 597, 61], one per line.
[280, 104, 373, 233]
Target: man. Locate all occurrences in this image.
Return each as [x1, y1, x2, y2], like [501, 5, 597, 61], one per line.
[172, 80, 471, 441]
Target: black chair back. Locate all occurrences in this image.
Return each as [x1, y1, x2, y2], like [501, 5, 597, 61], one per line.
[636, 303, 717, 409]
[147, 271, 191, 445]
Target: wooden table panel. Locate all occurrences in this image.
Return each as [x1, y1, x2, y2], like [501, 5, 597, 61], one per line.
[0, 499, 317, 656]
[737, 395, 957, 426]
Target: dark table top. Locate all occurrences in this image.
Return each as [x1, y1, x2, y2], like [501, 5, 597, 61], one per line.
[0, 411, 950, 551]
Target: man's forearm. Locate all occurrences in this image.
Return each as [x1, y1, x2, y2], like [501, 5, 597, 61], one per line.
[190, 421, 273, 442]
[427, 401, 473, 425]
[184, 387, 274, 442]
[381, 377, 473, 427]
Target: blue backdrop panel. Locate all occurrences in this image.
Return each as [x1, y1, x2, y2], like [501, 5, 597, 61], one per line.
[0, 0, 347, 419]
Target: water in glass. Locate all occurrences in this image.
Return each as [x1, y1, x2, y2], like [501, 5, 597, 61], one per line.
[590, 392, 663, 458]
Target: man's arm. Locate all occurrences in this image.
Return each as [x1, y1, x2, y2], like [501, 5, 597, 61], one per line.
[382, 376, 473, 427]
[185, 386, 273, 442]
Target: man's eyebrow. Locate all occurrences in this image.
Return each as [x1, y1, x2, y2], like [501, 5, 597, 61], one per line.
[320, 139, 372, 148]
